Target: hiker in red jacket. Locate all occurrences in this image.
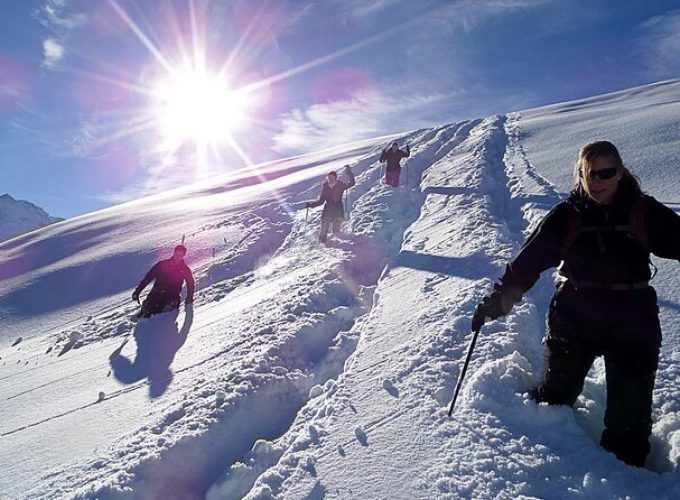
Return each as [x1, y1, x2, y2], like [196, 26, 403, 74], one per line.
[380, 142, 410, 187]
[132, 245, 195, 318]
[306, 165, 355, 243]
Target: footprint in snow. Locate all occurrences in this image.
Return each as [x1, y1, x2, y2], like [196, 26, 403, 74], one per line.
[382, 379, 399, 398]
[308, 424, 319, 443]
[354, 426, 368, 446]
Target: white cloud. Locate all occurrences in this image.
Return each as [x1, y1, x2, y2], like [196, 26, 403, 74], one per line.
[36, 0, 87, 30]
[42, 38, 65, 68]
[34, 1, 87, 70]
[638, 10, 680, 79]
[273, 88, 458, 153]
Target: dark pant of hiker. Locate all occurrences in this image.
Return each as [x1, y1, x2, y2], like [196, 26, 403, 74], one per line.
[385, 169, 400, 187]
[319, 217, 341, 243]
[533, 283, 661, 467]
[140, 288, 181, 318]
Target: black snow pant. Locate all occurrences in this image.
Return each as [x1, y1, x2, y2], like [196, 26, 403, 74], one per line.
[139, 288, 181, 318]
[534, 283, 661, 467]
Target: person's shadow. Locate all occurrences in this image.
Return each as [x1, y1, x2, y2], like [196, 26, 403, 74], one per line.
[110, 306, 194, 398]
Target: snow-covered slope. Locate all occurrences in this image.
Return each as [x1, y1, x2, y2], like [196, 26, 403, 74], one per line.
[0, 193, 62, 242]
[1, 80, 679, 499]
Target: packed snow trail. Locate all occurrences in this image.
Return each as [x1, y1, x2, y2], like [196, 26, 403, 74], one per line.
[1, 136, 398, 497]
[5, 125, 487, 498]
[208, 115, 543, 499]
[212, 108, 680, 498]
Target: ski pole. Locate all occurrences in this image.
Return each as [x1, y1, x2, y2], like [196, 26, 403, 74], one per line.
[305, 207, 309, 225]
[344, 189, 348, 219]
[447, 326, 481, 417]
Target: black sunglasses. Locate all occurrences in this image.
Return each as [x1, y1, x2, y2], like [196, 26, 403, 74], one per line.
[582, 167, 619, 180]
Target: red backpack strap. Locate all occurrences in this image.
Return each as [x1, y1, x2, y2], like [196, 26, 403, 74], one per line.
[562, 203, 581, 254]
[630, 195, 648, 249]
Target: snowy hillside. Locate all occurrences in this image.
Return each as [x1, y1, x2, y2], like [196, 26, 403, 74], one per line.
[1, 79, 679, 499]
[0, 194, 62, 242]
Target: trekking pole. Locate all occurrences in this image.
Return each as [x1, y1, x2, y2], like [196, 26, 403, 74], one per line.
[447, 326, 481, 417]
[344, 189, 349, 219]
[305, 206, 309, 225]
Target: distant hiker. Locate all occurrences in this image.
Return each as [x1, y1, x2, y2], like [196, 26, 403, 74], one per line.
[380, 141, 410, 187]
[132, 245, 195, 318]
[472, 140, 680, 468]
[306, 165, 355, 243]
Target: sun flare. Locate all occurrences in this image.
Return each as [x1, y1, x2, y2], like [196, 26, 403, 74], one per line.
[152, 69, 249, 150]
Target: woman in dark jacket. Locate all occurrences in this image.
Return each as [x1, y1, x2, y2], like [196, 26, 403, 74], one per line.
[473, 140, 680, 467]
[306, 165, 355, 243]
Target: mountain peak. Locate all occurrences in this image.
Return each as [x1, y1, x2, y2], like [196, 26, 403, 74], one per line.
[0, 194, 61, 242]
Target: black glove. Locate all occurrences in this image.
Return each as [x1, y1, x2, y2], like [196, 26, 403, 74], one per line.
[132, 290, 140, 303]
[185, 296, 194, 306]
[305, 202, 311, 208]
[471, 290, 514, 332]
[406, 144, 410, 152]
[471, 303, 486, 333]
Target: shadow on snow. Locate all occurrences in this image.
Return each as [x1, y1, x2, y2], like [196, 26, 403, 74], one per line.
[109, 307, 194, 398]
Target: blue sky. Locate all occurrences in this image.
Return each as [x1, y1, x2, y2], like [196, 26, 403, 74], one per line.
[1, 0, 679, 217]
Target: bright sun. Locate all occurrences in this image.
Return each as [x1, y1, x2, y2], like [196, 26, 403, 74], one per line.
[152, 69, 249, 150]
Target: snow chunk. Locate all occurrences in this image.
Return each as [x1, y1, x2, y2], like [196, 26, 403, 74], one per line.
[251, 439, 275, 459]
[69, 331, 84, 342]
[215, 390, 227, 405]
[309, 385, 324, 399]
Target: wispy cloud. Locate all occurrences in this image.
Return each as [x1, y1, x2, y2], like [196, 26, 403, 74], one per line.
[638, 10, 680, 79]
[40, 0, 87, 29]
[34, 0, 87, 70]
[273, 88, 459, 153]
[333, 0, 556, 32]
